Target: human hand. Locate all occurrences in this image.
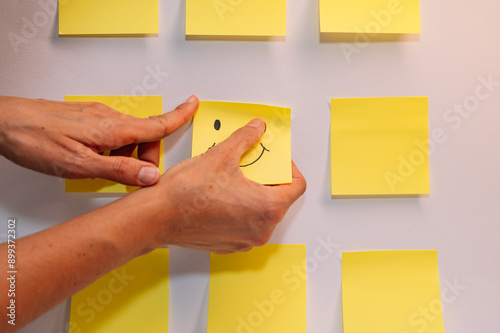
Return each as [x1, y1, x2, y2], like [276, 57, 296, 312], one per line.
[0, 95, 198, 186]
[143, 118, 307, 254]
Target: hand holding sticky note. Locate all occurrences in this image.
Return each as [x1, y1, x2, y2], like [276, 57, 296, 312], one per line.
[192, 101, 292, 185]
[64, 95, 164, 194]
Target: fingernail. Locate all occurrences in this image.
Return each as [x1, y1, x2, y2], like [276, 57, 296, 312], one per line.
[247, 118, 264, 128]
[186, 95, 197, 103]
[138, 166, 160, 185]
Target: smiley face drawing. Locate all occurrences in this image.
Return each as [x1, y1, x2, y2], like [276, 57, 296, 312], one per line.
[192, 101, 292, 185]
[209, 118, 271, 167]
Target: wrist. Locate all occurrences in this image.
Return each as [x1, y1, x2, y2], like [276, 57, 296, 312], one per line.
[96, 185, 174, 256]
[0, 96, 24, 158]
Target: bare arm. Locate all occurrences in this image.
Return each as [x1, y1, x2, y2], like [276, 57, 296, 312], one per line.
[1, 189, 160, 332]
[0, 117, 306, 331]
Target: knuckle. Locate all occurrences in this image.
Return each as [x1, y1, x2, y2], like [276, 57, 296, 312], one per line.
[148, 114, 166, 125]
[301, 178, 308, 193]
[221, 146, 235, 162]
[93, 102, 107, 109]
[127, 132, 141, 145]
[86, 102, 108, 112]
[249, 231, 272, 247]
[63, 147, 89, 178]
[261, 199, 286, 224]
[99, 118, 116, 132]
[239, 246, 253, 253]
[212, 144, 236, 166]
[148, 115, 169, 137]
[111, 158, 130, 178]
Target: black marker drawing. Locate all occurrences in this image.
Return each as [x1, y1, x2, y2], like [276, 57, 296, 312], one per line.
[214, 119, 221, 131]
[207, 119, 269, 167]
[239, 143, 270, 167]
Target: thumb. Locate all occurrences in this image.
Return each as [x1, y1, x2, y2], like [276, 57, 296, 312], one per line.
[88, 154, 160, 187]
[218, 118, 266, 162]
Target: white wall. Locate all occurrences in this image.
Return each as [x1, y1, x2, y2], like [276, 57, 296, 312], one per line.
[1, 1, 499, 332]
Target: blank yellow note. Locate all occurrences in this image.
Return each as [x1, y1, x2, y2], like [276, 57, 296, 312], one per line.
[69, 248, 169, 333]
[319, 0, 421, 33]
[65, 95, 163, 193]
[59, 0, 158, 36]
[186, 0, 286, 36]
[208, 244, 306, 333]
[331, 97, 429, 196]
[342, 251, 445, 333]
[192, 101, 292, 185]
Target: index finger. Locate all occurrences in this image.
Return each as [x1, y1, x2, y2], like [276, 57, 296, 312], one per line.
[119, 95, 199, 145]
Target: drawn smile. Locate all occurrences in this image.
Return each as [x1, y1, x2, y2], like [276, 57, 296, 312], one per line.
[208, 142, 269, 167]
[240, 143, 270, 167]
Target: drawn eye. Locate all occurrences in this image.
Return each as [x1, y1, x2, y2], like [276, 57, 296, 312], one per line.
[214, 119, 221, 131]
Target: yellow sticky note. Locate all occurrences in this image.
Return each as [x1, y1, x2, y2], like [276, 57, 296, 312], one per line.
[186, 0, 286, 36]
[65, 96, 163, 193]
[59, 0, 158, 36]
[331, 97, 429, 196]
[208, 244, 306, 333]
[192, 101, 292, 185]
[319, 0, 421, 34]
[69, 248, 169, 333]
[342, 250, 445, 333]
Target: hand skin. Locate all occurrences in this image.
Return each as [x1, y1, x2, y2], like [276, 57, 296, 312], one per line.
[0, 95, 198, 187]
[0, 109, 306, 331]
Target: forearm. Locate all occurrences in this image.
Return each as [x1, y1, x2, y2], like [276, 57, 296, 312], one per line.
[0, 96, 14, 156]
[0, 186, 163, 332]
[0, 114, 306, 331]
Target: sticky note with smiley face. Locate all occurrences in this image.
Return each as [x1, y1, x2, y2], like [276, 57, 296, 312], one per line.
[192, 101, 292, 185]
